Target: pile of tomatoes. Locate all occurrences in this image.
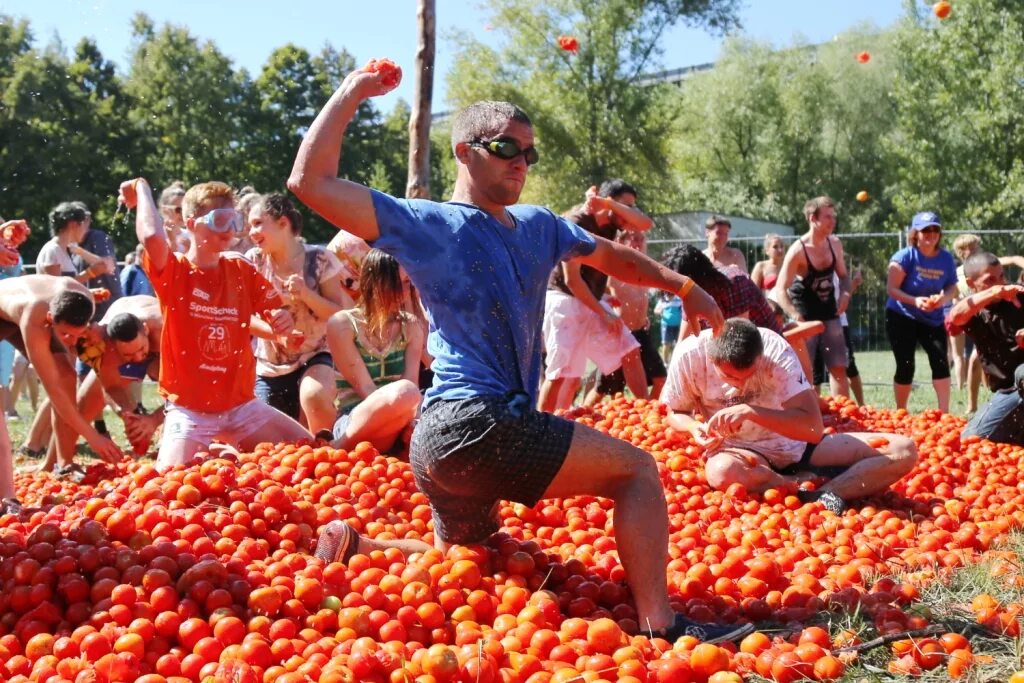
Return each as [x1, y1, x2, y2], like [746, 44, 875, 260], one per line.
[1, 395, 1023, 682]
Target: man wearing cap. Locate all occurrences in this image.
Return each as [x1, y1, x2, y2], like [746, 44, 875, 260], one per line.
[884, 211, 958, 412]
[117, 178, 311, 471]
[703, 215, 747, 273]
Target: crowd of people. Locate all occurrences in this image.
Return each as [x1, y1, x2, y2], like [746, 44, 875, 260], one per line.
[0, 59, 1021, 644]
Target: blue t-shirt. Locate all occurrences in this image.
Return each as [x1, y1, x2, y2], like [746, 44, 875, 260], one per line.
[885, 246, 957, 326]
[369, 191, 597, 406]
[661, 296, 682, 327]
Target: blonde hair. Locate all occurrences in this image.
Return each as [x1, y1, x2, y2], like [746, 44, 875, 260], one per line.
[952, 233, 981, 257]
[158, 181, 186, 208]
[358, 249, 405, 341]
[182, 181, 235, 221]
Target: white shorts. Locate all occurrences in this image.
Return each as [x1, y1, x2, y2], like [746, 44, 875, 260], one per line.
[157, 398, 274, 468]
[543, 290, 640, 380]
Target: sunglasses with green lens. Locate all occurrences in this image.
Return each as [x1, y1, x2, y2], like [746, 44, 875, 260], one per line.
[470, 138, 540, 166]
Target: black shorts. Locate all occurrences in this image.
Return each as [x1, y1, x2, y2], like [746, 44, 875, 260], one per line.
[254, 352, 334, 419]
[769, 442, 851, 479]
[410, 393, 575, 544]
[596, 327, 667, 395]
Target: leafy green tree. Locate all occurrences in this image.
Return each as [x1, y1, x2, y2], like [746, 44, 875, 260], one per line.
[446, 0, 740, 213]
[124, 13, 248, 189]
[887, 0, 1024, 231]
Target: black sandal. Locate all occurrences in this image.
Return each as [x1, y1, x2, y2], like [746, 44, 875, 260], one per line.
[53, 462, 87, 483]
[651, 614, 755, 645]
[0, 497, 23, 516]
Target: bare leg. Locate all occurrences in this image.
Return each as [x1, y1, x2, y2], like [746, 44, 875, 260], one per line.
[582, 385, 602, 408]
[43, 371, 108, 473]
[0, 412, 13, 500]
[967, 349, 982, 413]
[298, 364, 338, 435]
[704, 450, 794, 493]
[651, 376, 665, 400]
[333, 379, 420, 453]
[950, 333, 966, 391]
[894, 383, 912, 411]
[538, 377, 563, 413]
[51, 355, 81, 470]
[24, 398, 52, 451]
[828, 366, 850, 398]
[850, 374, 865, 406]
[621, 350, 649, 400]
[541, 422, 674, 631]
[783, 321, 824, 383]
[556, 376, 582, 411]
[26, 366, 39, 410]
[809, 432, 918, 499]
[933, 377, 951, 414]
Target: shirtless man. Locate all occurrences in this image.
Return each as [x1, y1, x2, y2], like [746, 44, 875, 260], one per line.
[0, 276, 121, 493]
[703, 216, 747, 273]
[36, 296, 163, 473]
[775, 196, 852, 397]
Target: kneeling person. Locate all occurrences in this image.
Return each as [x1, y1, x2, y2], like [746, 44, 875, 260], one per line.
[664, 319, 916, 512]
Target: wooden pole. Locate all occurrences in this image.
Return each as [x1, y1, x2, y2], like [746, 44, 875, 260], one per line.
[406, 0, 435, 199]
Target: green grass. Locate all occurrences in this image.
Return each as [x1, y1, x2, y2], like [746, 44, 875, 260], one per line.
[852, 350, 992, 417]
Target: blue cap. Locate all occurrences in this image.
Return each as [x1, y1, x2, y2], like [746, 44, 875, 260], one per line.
[909, 211, 941, 233]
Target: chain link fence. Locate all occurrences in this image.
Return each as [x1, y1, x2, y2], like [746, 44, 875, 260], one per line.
[648, 230, 1024, 352]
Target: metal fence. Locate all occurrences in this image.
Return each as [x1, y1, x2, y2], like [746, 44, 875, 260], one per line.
[648, 229, 1024, 352]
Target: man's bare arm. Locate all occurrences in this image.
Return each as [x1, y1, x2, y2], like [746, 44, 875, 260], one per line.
[288, 66, 401, 242]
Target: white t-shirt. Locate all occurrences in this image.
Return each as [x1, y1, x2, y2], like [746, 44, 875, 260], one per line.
[662, 327, 811, 468]
[36, 238, 77, 276]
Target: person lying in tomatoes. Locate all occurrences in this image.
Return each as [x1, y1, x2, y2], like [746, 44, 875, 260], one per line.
[664, 318, 917, 514]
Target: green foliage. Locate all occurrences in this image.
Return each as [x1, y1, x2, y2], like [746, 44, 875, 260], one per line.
[887, 0, 1024, 231]
[446, 0, 740, 213]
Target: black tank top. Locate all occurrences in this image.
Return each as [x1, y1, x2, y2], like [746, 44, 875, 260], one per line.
[787, 239, 838, 320]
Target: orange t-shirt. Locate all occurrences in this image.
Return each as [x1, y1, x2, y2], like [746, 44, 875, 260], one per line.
[144, 251, 282, 413]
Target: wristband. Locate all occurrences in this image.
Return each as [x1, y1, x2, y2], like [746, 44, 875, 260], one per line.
[677, 277, 695, 298]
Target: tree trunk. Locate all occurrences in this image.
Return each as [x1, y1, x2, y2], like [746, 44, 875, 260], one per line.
[406, 0, 435, 199]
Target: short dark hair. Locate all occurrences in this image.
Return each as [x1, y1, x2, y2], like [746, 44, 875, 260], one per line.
[49, 202, 88, 237]
[963, 251, 1000, 280]
[661, 244, 729, 291]
[707, 318, 763, 370]
[598, 179, 638, 200]
[450, 101, 532, 153]
[50, 291, 94, 327]
[107, 313, 143, 342]
[563, 205, 600, 234]
[255, 193, 304, 235]
[705, 215, 731, 230]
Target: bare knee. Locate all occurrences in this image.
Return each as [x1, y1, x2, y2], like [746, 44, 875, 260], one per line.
[704, 453, 749, 491]
[886, 435, 918, 477]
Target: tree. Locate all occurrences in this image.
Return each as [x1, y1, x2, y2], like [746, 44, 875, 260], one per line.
[446, 0, 740, 212]
[407, 0, 436, 199]
[670, 27, 899, 230]
[887, 0, 1024, 231]
[124, 13, 248, 189]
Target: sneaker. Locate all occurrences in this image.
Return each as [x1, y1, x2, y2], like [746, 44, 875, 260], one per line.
[655, 614, 755, 645]
[796, 489, 847, 514]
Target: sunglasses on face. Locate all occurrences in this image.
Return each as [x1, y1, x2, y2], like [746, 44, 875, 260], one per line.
[469, 138, 540, 166]
[193, 208, 243, 234]
[920, 226, 941, 235]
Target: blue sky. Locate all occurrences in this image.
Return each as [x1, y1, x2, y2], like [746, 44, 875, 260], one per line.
[3, 1, 907, 111]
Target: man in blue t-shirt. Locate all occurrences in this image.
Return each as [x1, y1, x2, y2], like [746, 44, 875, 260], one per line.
[289, 63, 754, 645]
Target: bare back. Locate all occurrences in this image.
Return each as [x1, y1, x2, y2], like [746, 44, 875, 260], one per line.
[0, 275, 89, 331]
[100, 295, 163, 343]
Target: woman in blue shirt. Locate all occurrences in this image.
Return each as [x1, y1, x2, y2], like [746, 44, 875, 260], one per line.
[885, 212, 959, 412]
